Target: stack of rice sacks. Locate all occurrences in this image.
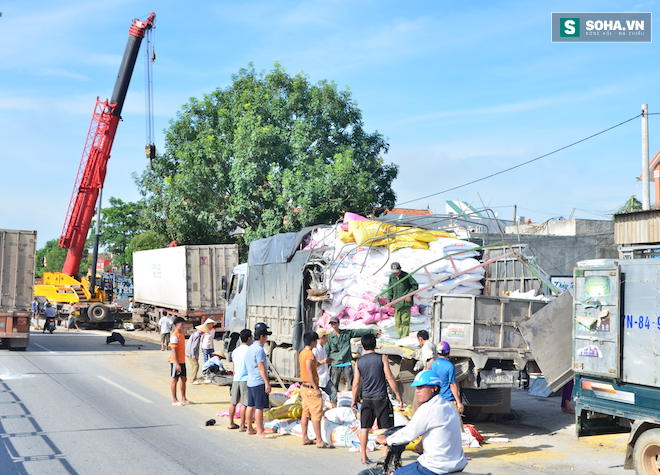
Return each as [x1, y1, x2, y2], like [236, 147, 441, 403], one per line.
[309, 213, 484, 341]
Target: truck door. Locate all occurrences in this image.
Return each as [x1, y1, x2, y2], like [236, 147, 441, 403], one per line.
[573, 264, 621, 378]
[225, 265, 248, 333]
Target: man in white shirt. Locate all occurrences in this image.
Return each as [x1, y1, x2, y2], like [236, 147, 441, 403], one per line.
[158, 314, 173, 351]
[377, 370, 468, 475]
[414, 330, 435, 372]
[228, 329, 252, 431]
[312, 329, 333, 404]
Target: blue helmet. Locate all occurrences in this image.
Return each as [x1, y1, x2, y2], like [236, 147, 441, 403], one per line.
[411, 370, 442, 387]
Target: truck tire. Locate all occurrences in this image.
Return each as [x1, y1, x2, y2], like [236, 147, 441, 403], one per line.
[88, 304, 109, 323]
[633, 428, 660, 475]
[9, 339, 28, 351]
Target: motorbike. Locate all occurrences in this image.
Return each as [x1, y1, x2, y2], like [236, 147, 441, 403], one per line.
[43, 316, 56, 334]
[357, 426, 406, 475]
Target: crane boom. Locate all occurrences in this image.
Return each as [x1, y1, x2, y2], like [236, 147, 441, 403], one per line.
[60, 12, 155, 276]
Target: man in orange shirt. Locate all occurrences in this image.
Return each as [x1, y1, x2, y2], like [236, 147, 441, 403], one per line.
[299, 331, 332, 449]
[169, 317, 189, 406]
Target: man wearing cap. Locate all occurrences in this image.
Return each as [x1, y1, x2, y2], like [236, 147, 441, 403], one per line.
[386, 262, 418, 339]
[245, 322, 272, 438]
[326, 316, 378, 406]
[199, 318, 217, 363]
[430, 341, 464, 416]
[376, 370, 468, 474]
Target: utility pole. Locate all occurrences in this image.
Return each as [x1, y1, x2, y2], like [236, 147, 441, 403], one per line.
[642, 104, 650, 210]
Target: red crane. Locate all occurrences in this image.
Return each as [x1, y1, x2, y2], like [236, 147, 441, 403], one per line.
[60, 13, 156, 279]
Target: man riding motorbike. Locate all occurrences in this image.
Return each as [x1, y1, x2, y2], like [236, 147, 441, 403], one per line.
[376, 370, 468, 474]
[43, 303, 57, 334]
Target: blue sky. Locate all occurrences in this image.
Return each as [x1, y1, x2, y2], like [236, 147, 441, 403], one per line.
[2, 0, 659, 246]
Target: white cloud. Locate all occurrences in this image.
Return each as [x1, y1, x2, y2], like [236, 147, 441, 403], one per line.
[393, 86, 623, 125]
[37, 68, 89, 81]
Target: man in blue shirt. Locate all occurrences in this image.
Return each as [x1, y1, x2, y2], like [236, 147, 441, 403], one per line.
[245, 322, 272, 438]
[430, 341, 464, 415]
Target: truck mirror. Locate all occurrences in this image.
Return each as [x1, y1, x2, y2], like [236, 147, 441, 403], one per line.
[221, 276, 227, 291]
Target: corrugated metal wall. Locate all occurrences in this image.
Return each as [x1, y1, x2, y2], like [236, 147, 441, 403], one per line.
[614, 210, 660, 245]
[0, 229, 37, 311]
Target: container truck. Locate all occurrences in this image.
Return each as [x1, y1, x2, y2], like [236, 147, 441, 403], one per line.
[223, 226, 553, 415]
[131, 244, 239, 332]
[523, 259, 660, 475]
[0, 229, 37, 351]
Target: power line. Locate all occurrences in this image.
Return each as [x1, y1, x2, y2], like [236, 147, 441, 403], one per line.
[395, 113, 642, 207]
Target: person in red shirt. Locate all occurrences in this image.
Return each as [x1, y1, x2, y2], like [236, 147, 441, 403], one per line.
[169, 317, 189, 406]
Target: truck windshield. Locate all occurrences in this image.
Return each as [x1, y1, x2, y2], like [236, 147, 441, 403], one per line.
[228, 274, 238, 302]
[228, 273, 245, 304]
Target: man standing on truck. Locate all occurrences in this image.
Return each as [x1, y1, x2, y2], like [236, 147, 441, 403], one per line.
[352, 333, 403, 465]
[327, 315, 378, 406]
[430, 341, 464, 417]
[159, 314, 173, 351]
[245, 322, 272, 438]
[386, 262, 418, 339]
[169, 317, 190, 406]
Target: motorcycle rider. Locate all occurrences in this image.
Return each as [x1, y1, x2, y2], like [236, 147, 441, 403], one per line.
[43, 303, 57, 333]
[376, 370, 467, 474]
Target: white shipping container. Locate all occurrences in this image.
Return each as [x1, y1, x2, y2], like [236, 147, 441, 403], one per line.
[133, 244, 238, 311]
[0, 229, 37, 311]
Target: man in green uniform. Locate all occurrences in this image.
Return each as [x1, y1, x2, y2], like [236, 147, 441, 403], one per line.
[326, 316, 378, 406]
[386, 262, 419, 339]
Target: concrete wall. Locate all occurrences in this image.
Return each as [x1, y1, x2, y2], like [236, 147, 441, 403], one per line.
[505, 219, 613, 237]
[477, 233, 618, 276]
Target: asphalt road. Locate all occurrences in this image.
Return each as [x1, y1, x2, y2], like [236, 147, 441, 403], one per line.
[0, 331, 370, 475]
[0, 331, 630, 475]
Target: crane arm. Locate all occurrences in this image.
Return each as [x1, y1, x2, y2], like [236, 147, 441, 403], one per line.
[60, 13, 155, 276]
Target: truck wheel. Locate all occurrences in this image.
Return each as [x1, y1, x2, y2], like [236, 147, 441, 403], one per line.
[88, 304, 109, 323]
[633, 428, 660, 475]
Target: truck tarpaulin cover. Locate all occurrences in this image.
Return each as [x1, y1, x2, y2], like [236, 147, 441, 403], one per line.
[248, 227, 322, 266]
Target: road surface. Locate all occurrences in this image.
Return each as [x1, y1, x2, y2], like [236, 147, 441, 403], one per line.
[0, 331, 628, 474]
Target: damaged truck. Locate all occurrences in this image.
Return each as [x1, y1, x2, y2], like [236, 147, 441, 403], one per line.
[222, 224, 557, 417]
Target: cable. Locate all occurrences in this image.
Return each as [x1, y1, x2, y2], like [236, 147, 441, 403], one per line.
[395, 113, 642, 207]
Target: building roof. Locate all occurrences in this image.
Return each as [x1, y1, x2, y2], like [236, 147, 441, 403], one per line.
[384, 208, 431, 216]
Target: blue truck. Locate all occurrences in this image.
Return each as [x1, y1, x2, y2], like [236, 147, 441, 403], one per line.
[524, 259, 660, 474]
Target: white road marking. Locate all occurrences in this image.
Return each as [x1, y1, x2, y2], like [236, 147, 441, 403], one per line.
[31, 342, 56, 354]
[97, 376, 153, 404]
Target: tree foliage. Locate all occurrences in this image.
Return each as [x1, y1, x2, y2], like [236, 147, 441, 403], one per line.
[617, 195, 643, 214]
[35, 239, 91, 278]
[126, 231, 168, 256]
[96, 197, 145, 274]
[136, 64, 398, 245]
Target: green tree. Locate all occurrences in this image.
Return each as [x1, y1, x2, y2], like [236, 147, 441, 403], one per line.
[617, 195, 643, 214]
[95, 197, 145, 274]
[126, 231, 168, 257]
[136, 64, 398, 245]
[36, 239, 92, 278]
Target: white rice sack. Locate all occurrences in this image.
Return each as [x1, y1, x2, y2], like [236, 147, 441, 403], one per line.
[336, 392, 353, 408]
[324, 407, 357, 424]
